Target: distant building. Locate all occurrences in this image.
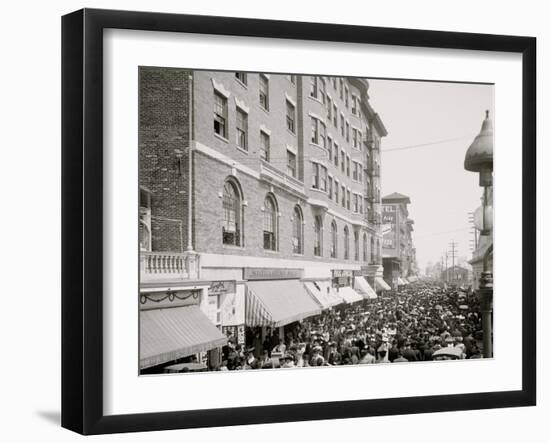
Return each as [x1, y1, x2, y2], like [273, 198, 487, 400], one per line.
[381, 192, 416, 289]
[441, 265, 471, 286]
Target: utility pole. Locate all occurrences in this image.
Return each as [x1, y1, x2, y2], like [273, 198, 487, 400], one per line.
[448, 241, 458, 284]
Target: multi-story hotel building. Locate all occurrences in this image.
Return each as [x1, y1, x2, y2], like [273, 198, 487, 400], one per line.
[381, 192, 417, 289]
[139, 68, 388, 372]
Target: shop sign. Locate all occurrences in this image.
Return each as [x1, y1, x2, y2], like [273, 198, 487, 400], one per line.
[222, 325, 245, 346]
[332, 269, 353, 278]
[209, 280, 236, 296]
[243, 267, 303, 281]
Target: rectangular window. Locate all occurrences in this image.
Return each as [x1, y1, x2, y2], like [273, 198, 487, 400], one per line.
[334, 143, 339, 166]
[327, 137, 333, 161]
[359, 197, 363, 214]
[341, 150, 345, 173]
[311, 117, 318, 145]
[346, 121, 350, 142]
[352, 162, 358, 181]
[334, 180, 339, 203]
[312, 163, 319, 189]
[358, 164, 363, 183]
[347, 190, 351, 210]
[328, 176, 333, 199]
[286, 101, 296, 133]
[310, 76, 318, 99]
[235, 72, 247, 85]
[311, 117, 326, 147]
[333, 104, 338, 127]
[340, 114, 345, 136]
[319, 78, 326, 104]
[351, 95, 357, 114]
[287, 150, 297, 178]
[345, 86, 349, 107]
[354, 194, 359, 213]
[236, 108, 248, 150]
[320, 165, 327, 191]
[327, 96, 332, 120]
[259, 74, 269, 110]
[213, 91, 227, 138]
[260, 131, 270, 161]
[352, 128, 358, 148]
[341, 185, 346, 207]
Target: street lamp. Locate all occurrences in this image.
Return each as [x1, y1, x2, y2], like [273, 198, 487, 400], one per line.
[464, 110, 494, 358]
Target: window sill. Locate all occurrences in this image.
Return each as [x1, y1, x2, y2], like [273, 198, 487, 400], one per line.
[259, 105, 270, 115]
[236, 146, 249, 155]
[292, 253, 304, 257]
[263, 249, 279, 254]
[308, 95, 325, 106]
[214, 133, 229, 144]
[235, 78, 248, 89]
[222, 244, 245, 251]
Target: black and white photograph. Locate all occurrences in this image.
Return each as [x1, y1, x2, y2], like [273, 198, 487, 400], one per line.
[138, 69, 494, 375]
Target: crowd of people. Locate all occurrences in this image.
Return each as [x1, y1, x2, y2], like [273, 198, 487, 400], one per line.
[218, 280, 485, 371]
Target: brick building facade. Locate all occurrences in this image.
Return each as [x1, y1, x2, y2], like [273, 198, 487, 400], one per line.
[138, 68, 388, 371]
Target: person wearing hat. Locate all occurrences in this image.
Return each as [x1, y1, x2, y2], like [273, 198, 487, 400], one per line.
[281, 353, 295, 368]
[311, 346, 325, 366]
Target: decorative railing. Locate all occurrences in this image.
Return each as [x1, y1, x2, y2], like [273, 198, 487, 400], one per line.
[260, 160, 305, 195]
[140, 251, 200, 282]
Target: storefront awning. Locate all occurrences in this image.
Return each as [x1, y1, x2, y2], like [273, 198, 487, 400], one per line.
[375, 277, 391, 291]
[246, 280, 322, 327]
[140, 305, 227, 370]
[337, 286, 363, 304]
[303, 281, 345, 309]
[354, 277, 378, 299]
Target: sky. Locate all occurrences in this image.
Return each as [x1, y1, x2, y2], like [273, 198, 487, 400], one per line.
[367, 79, 494, 272]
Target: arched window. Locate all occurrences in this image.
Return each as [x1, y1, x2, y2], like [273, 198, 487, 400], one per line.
[370, 236, 375, 264]
[222, 179, 243, 246]
[292, 205, 303, 254]
[363, 233, 368, 262]
[314, 216, 322, 257]
[354, 230, 359, 261]
[344, 226, 350, 260]
[263, 194, 278, 251]
[330, 220, 337, 258]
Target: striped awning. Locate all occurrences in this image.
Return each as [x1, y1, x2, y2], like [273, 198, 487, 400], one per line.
[140, 305, 227, 370]
[303, 281, 345, 309]
[354, 277, 378, 299]
[375, 277, 391, 291]
[338, 286, 363, 304]
[246, 280, 322, 327]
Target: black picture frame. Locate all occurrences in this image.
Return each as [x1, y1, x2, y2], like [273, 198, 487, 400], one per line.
[61, 8, 537, 435]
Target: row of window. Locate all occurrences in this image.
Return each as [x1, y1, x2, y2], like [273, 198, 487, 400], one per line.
[311, 162, 373, 214]
[222, 177, 380, 261]
[214, 75, 299, 177]
[310, 76, 363, 119]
